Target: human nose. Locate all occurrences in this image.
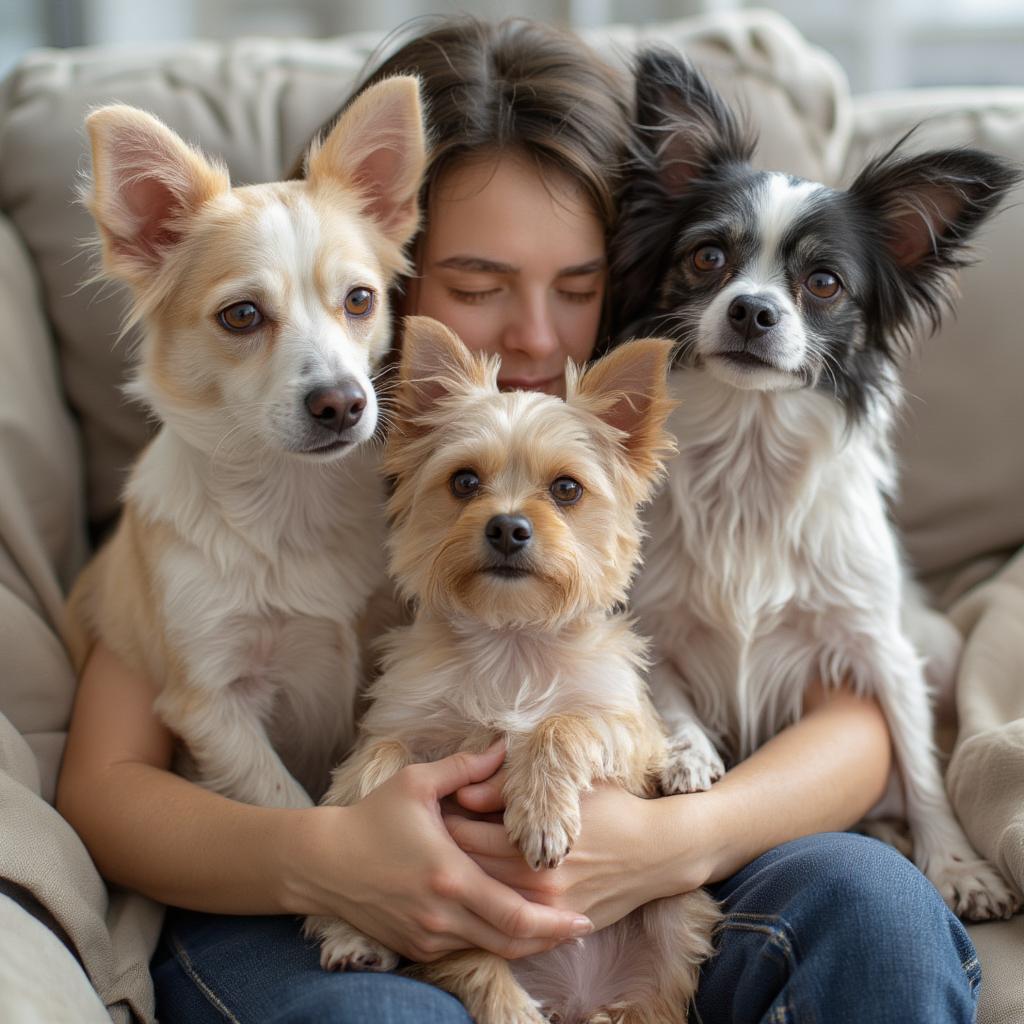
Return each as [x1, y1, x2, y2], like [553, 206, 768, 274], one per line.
[502, 290, 559, 360]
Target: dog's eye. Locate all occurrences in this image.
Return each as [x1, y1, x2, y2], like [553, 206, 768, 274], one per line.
[218, 301, 263, 333]
[450, 469, 480, 499]
[344, 287, 375, 318]
[805, 271, 842, 300]
[692, 245, 726, 272]
[550, 477, 583, 506]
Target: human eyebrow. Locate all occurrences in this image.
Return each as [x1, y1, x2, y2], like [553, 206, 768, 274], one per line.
[556, 257, 606, 278]
[434, 255, 518, 274]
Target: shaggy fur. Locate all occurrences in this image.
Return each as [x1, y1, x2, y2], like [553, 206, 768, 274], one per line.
[66, 78, 427, 806]
[617, 50, 1022, 921]
[306, 317, 720, 1022]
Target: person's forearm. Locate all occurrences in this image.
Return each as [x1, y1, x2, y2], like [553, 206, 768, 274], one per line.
[654, 685, 893, 890]
[58, 761, 323, 914]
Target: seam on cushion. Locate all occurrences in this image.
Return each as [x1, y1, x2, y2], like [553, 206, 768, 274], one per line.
[169, 934, 243, 1024]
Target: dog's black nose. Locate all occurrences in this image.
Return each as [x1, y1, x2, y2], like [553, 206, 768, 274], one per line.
[305, 381, 366, 433]
[728, 295, 780, 339]
[485, 514, 533, 556]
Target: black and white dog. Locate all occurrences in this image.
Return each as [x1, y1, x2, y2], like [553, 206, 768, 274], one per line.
[617, 50, 1021, 920]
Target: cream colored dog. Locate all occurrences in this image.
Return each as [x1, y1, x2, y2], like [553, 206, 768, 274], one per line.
[67, 77, 426, 807]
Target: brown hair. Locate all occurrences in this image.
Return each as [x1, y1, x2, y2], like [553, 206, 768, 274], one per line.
[296, 17, 631, 344]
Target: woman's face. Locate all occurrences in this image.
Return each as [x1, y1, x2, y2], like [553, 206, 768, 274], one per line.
[406, 152, 606, 397]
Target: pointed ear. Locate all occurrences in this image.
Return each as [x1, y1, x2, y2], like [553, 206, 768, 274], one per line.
[849, 142, 1021, 335]
[633, 48, 755, 195]
[84, 105, 230, 284]
[307, 75, 427, 250]
[851, 143, 1021, 268]
[571, 338, 676, 483]
[397, 316, 493, 417]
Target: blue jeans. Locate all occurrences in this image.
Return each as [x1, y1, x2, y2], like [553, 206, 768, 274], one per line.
[693, 833, 980, 1024]
[151, 833, 979, 1023]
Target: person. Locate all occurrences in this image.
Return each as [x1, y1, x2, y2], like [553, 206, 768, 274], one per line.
[55, 16, 980, 1024]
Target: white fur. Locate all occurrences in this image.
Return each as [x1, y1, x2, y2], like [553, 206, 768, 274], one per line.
[358, 612, 650, 756]
[696, 175, 823, 391]
[131, 431, 385, 803]
[633, 367, 1020, 919]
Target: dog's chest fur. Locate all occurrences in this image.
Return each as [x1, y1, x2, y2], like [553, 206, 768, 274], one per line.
[634, 369, 905, 759]
[130, 429, 387, 781]
[361, 614, 650, 759]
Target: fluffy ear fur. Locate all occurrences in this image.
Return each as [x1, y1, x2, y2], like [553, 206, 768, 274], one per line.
[397, 315, 495, 418]
[570, 338, 677, 489]
[849, 140, 1022, 340]
[306, 75, 427, 249]
[84, 105, 230, 285]
[632, 48, 754, 195]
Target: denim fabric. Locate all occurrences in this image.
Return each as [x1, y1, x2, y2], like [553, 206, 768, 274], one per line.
[692, 833, 981, 1024]
[151, 910, 473, 1024]
[152, 833, 980, 1023]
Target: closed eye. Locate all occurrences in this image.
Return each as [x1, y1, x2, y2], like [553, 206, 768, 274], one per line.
[448, 287, 501, 304]
[557, 289, 598, 304]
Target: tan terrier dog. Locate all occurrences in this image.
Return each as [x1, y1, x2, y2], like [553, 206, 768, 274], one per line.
[306, 316, 720, 1023]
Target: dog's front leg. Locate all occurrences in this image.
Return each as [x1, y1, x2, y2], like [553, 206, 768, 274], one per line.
[648, 660, 725, 794]
[306, 739, 412, 972]
[155, 679, 311, 808]
[503, 713, 643, 871]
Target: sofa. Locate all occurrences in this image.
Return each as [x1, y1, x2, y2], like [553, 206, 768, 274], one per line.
[1, 8, 1022, 1022]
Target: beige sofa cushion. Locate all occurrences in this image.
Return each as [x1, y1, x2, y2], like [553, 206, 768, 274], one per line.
[0, 13, 848, 540]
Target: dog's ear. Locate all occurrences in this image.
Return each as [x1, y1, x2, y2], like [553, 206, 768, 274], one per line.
[633, 48, 754, 195]
[571, 338, 677, 488]
[307, 75, 427, 250]
[850, 142, 1021, 336]
[84, 105, 230, 284]
[610, 52, 755, 338]
[398, 315, 494, 417]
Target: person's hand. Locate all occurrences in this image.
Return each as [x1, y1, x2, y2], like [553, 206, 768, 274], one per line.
[284, 743, 594, 962]
[447, 768, 713, 931]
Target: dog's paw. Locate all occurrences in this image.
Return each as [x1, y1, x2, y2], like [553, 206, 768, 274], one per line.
[661, 734, 725, 795]
[928, 856, 1021, 922]
[505, 798, 580, 871]
[305, 917, 399, 972]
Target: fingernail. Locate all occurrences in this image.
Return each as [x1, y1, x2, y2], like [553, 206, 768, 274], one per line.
[571, 917, 593, 937]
